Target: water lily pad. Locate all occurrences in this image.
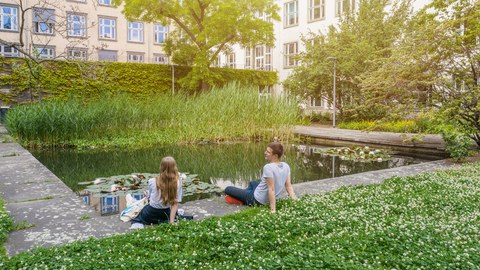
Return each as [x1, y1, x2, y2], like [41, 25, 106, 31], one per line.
[83, 172, 222, 199]
[320, 146, 391, 162]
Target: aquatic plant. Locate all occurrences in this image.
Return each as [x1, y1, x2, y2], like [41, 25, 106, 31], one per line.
[81, 173, 222, 199]
[322, 145, 391, 162]
[5, 83, 300, 148]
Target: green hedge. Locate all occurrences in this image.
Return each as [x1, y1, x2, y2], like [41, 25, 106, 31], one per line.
[0, 57, 277, 104]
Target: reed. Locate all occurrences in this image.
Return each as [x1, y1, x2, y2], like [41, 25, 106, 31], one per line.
[5, 83, 300, 147]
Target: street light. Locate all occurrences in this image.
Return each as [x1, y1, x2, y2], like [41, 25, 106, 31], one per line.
[326, 56, 337, 128]
[171, 64, 176, 95]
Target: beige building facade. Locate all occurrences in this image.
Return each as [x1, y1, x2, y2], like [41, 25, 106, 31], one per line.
[1, 0, 430, 106]
[0, 0, 170, 63]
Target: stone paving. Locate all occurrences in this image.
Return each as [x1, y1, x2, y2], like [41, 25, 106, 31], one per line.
[0, 125, 455, 257]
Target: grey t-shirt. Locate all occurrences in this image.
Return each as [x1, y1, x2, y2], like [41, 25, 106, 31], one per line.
[147, 177, 183, 209]
[253, 162, 291, 205]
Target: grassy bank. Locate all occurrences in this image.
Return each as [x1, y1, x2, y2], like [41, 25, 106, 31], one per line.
[2, 163, 480, 269]
[0, 197, 12, 261]
[5, 84, 301, 148]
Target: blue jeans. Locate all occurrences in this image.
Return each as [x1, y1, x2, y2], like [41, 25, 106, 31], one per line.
[225, 181, 261, 206]
[131, 204, 170, 225]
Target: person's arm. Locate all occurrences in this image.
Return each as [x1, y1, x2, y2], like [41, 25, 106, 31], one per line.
[266, 177, 276, 213]
[169, 202, 178, 224]
[285, 175, 297, 200]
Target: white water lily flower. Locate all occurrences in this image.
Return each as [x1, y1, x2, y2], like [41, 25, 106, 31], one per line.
[377, 158, 383, 162]
[360, 151, 364, 155]
[369, 151, 375, 155]
[93, 178, 104, 185]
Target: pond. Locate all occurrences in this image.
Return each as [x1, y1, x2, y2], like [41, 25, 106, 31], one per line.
[30, 143, 440, 192]
[30, 143, 441, 215]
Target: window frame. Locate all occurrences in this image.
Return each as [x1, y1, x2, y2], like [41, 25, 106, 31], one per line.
[244, 47, 251, 69]
[0, 44, 19, 57]
[34, 45, 56, 59]
[227, 53, 235, 68]
[308, 0, 325, 22]
[153, 53, 169, 64]
[98, 16, 116, 40]
[98, 0, 113, 6]
[127, 52, 144, 63]
[0, 4, 18, 32]
[284, 1, 298, 28]
[127, 22, 144, 43]
[153, 24, 168, 44]
[32, 8, 55, 35]
[283, 42, 298, 68]
[67, 13, 87, 38]
[67, 47, 88, 60]
[98, 49, 117, 61]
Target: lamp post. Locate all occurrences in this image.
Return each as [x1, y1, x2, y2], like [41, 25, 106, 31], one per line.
[326, 57, 337, 128]
[171, 64, 176, 95]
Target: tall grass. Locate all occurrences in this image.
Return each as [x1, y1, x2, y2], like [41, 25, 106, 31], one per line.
[5, 84, 300, 147]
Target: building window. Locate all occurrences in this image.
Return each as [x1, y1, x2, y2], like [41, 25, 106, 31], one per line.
[0, 5, 18, 31]
[254, 45, 264, 70]
[34, 45, 55, 59]
[67, 13, 86, 37]
[98, 49, 117, 61]
[99, 17, 116, 40]
[128, 22, 143, 42]
[67, 47, 87, 60]
[265, 46, 272, 71]
[127, 52, 144, 62]
[308, 0, 325, 21]
[245, 47, 251, 69]
[0, 45, 19, 57]
[33, 8, 55, 35]
[153, 54, 169, 64]
[98, 0, 113, 6]
[284, 1, 298, 27]
[336, 0, 356, 17]
[154, 24, 168, 44]
[227, 53, 235, 68]
[283, 42, 298, 68]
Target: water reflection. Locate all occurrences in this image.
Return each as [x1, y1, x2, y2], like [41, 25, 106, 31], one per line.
[30, 143, 439, 193]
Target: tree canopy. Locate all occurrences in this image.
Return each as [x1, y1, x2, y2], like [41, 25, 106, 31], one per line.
[284, 0, 414, 120]
[113, 0, 279, 89]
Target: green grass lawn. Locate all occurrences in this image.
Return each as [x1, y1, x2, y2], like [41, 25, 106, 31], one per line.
[2, 163, 480, 269]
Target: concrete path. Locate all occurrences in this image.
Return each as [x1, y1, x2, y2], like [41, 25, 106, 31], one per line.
[0, 125, 455, 257]
[295, 125, 446, 156]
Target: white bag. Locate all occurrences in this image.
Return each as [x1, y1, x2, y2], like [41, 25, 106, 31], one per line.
[120, 194, 148, 222]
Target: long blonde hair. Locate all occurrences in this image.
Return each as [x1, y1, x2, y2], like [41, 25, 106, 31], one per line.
[156, 156, 179, 206]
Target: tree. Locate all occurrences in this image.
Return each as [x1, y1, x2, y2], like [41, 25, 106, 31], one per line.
[364, 0, 480, 146]
[283, 0, 414, 120]
[113, 0, 279, 90]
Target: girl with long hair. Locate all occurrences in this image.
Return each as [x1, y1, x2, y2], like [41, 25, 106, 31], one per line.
[130, 156, 183, 228]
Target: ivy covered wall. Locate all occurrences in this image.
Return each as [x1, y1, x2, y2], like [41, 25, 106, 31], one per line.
[0, 58, 277, 105]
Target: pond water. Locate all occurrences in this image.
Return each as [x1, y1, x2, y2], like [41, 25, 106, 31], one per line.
[30, 143, 440, 192]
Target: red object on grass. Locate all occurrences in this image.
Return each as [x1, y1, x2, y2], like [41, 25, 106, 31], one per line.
[224, 195, 243, 205]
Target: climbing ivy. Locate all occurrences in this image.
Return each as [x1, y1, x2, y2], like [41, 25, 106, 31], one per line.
[0, 57, 277, 104]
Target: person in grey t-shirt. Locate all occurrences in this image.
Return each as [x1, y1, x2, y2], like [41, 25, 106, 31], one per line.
[224, 142, 297, 213]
